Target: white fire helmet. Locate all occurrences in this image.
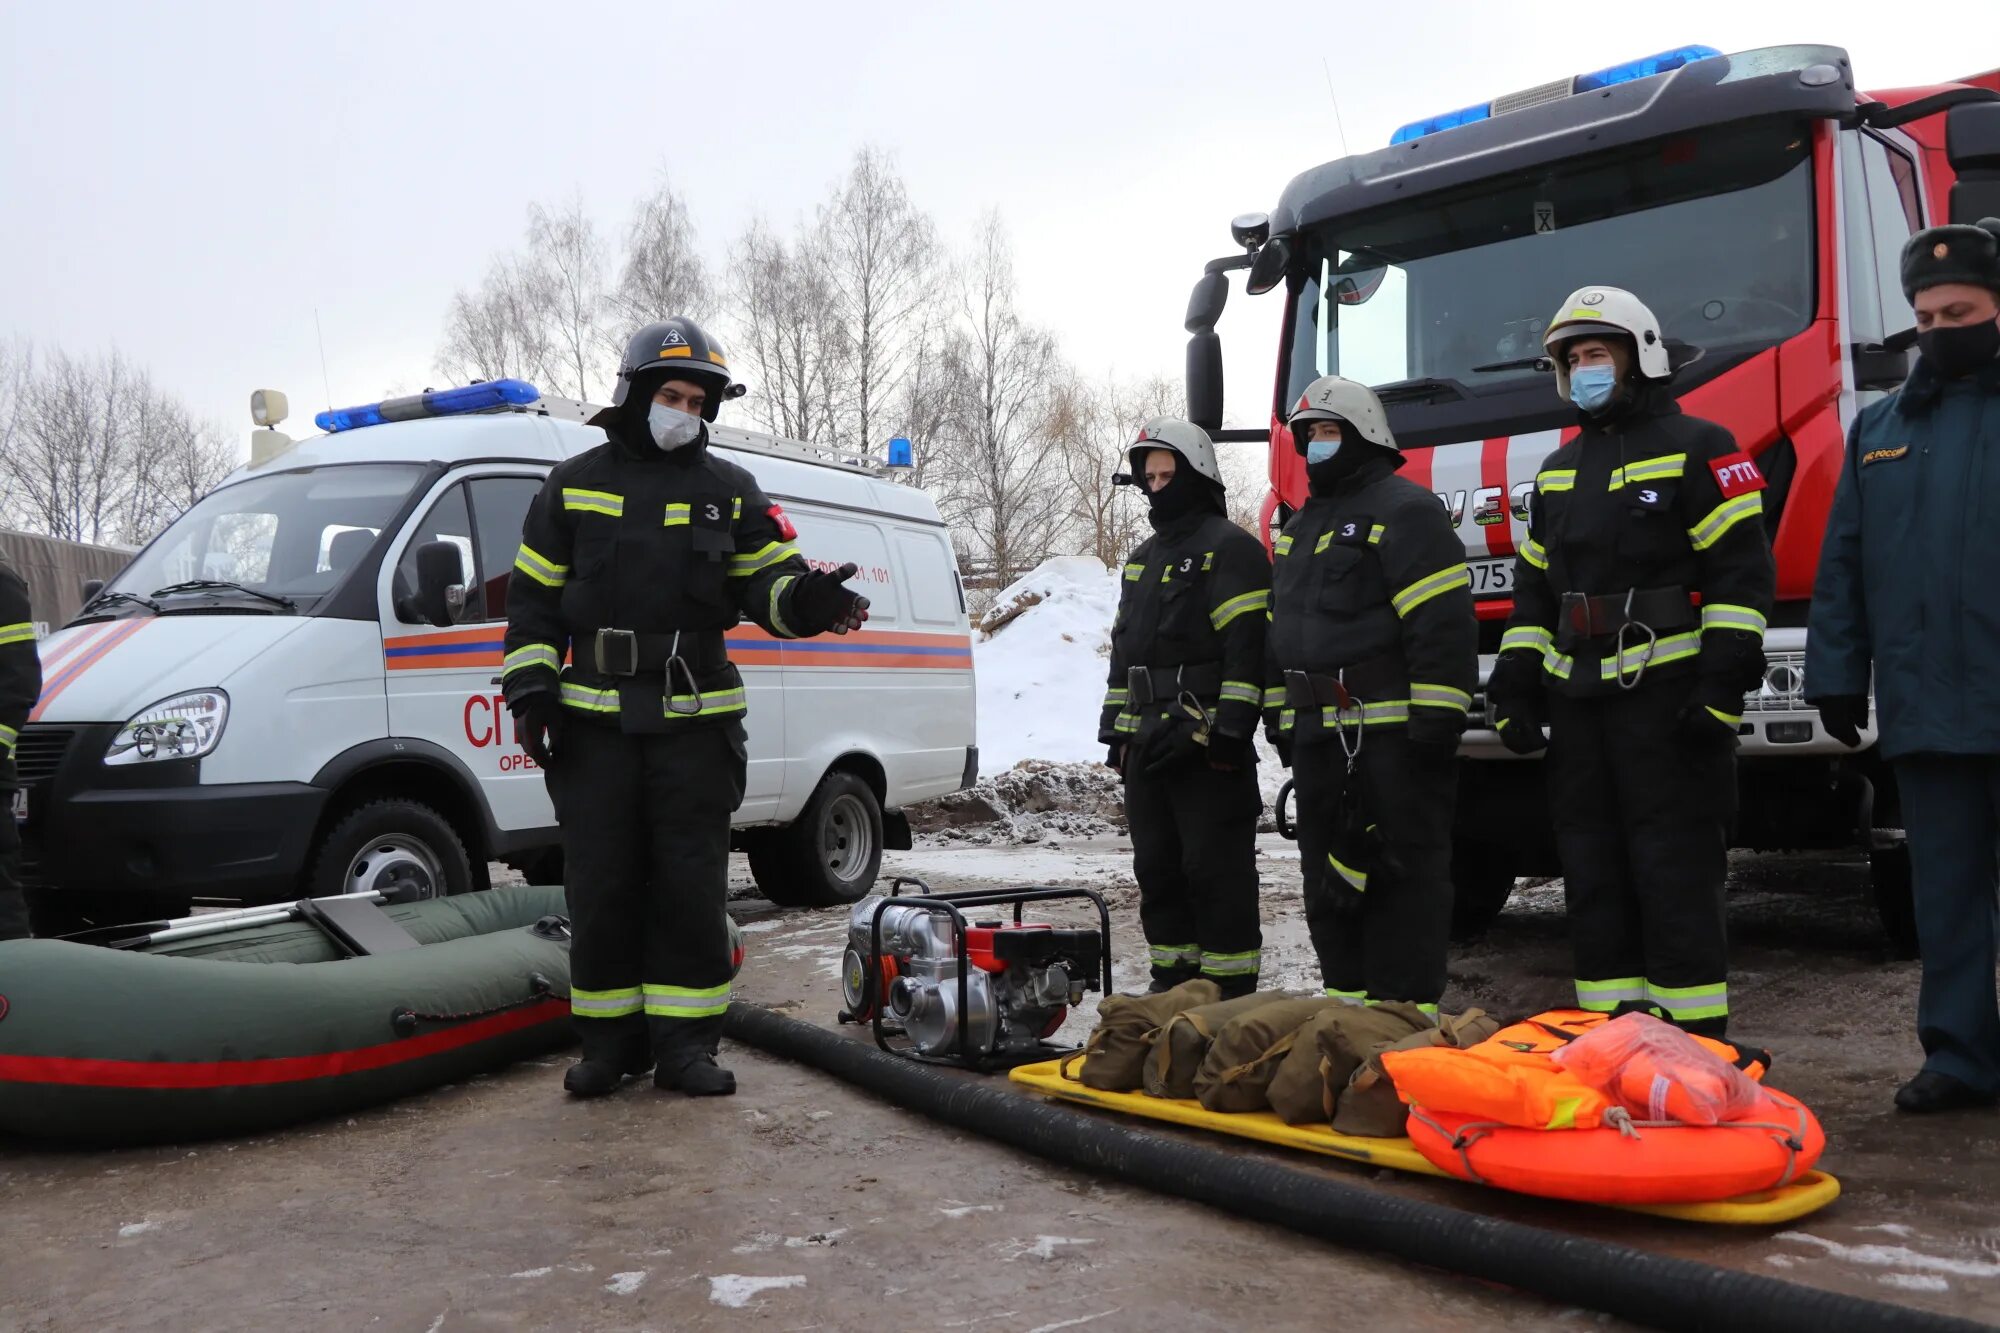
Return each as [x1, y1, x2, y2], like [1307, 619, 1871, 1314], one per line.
[1542, 286, 1671, 401]
[1286, 375, 1399, 454]
[1127, 417, 1225, 488]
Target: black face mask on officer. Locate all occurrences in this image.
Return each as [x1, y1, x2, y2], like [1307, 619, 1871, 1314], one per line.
[1919, 316, 2000, 379]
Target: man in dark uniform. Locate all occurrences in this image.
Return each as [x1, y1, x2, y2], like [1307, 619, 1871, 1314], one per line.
[1262, 375, 1476, 1015]
[0, 551, 39, 941]
[1809, 218, 2000, 1112]
[504, 317, 870, 1098]
[1099, 417, 1268, 996]
[1489, 286, 1774, 1038]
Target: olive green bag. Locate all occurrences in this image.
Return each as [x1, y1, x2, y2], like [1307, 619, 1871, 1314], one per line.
[1061, 978, 1221, 1092]
[1333, 1008, 1501, 1138]
[1264, 1002, 1435, 1126]
[1142, 992, 1288, 1100]
[1193, 998, 1341, 1113]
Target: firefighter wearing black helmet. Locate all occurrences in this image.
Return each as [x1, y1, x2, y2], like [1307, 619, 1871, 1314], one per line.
[1099, 417, 1269, 997]
[503, 317, 870, 1098]
[1262, 376, 1476, 1015]
[1488, 287, 1774, 1038]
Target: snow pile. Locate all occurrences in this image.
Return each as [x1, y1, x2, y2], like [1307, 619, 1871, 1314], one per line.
[974, 557, 1122, 776]
[912, 759, 1126, 845]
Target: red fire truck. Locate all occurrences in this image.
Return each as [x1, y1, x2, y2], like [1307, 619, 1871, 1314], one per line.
[1185, 44, 2000, 951]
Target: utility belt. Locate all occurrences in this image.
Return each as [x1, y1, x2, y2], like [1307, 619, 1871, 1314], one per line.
[584, 627, 730, 677]
[1282, 653, 1404, 710]
[1125, 661, 1223, 705]
[1555, 587, 1695, 651]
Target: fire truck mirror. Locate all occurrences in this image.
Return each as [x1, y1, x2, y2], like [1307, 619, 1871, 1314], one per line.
[1187, 331, 1224, 432]
[1186, 270, 1229, 334]
[1247, 236, 1292, 296]
[1945, 102, 2000, 225]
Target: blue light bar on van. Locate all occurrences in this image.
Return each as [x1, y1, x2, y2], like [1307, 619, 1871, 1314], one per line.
[1389, 44, 1723, 145]
[316, 379, 541, 433]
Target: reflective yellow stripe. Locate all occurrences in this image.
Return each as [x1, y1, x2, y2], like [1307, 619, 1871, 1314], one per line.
[1536, 468, 1577, 493]
[1500, 626, 1554, 656]
[571, 986, 643, 1018]
[1647, 980, 1729, 1022]
[1103, 686, 1130, 707]
[561, 488, 624, 517]
[727, 540, 799, 577]
[1598, 630, 1700, 681]
[1409, 682, 1471, 713]
[502, 644, 561, 678]
[1325, 987, 1367, 1004]
[1543, 650, 1574, 681]
[1123, 562, 1144, 581]
[1546, 1097, 1583, 1130]
[1328, 853, 1368, 892]
[1700, 603, 1767, 637]
[1520, 539, 1549, 571]
[1368, 524, 1386, 545]
[1219, 680, 1262, 706]
[1705, 705, 1743, 728]
[1210, 590, 1269, 631]
[1113, 712, 1140, 734]
[768, 574, 797, 638]
[1607, 453, 1685, 491]
[0, 621, 34, 647]
[1262, 686, 1287, 709]
[559, 682, 620, 713]
[513, 544, 569, 587]
[663, 687, 747, 719]
[1321, 700, 1411, 727]
[1391, 564, 1471, 618]
[1200, 949, 1260, 977]
[642, 982, 731, 1018]
[1273, 536, 1294, 557]
[1688, 493, 1763, 551]
[664, 503, 692, 527]
[1574, 977, 1646, 1011]
[1149, 943, 1200, 964]
[0, 723, 16, 755]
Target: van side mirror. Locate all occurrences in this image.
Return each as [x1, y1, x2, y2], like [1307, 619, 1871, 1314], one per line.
[1946, 101, 2000, 225]
[81, 578, 104, 603]
[413, 541, 467, 627]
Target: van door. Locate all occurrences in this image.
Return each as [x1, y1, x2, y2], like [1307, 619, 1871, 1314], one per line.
[380, 469, 553, 841]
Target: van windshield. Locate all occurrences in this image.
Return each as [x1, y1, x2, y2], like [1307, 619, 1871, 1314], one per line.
[99, 464, 424, 614]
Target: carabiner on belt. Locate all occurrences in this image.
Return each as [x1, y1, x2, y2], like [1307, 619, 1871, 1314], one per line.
[1612, 587, 1658, 692]
[664, 630, 703, 715]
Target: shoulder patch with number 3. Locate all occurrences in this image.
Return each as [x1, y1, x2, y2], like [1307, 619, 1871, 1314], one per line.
[1709, 451, 1766, 498]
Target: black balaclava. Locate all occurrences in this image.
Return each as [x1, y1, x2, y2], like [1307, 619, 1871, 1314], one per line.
[1145, 460, 1223, 523]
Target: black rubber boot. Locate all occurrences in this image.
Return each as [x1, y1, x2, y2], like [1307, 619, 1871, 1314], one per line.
[1213, 974, 1260, 1001]
[656, 1053, 737, 1097]
[1145, 965, 1202, 995]
[563, 1026, 652, 1098]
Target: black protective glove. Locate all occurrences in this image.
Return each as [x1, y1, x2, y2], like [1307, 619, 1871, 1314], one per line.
[1273, 732, 1295, 770]
[1492, 697, 1548, 756]
[789, 563, 871, 636]
[1104, 743, 1125, 774]
[1406, 713, 1463, 755]
[1679, 698, 1742, 747]
[1813, 695, 1869, 749]
[1140, 715, 1206, 776]
[1206, 732, 1254, 772]
[512, 694, 564, 770]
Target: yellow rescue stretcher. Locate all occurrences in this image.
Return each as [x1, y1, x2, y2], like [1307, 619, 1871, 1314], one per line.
[1008, 1057, 1840, 1226]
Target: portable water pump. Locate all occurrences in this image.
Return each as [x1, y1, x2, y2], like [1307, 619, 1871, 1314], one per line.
[837, 879, 1112, 1071]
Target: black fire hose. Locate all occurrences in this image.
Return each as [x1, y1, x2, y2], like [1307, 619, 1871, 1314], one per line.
[724, 1004, 1988, 1333]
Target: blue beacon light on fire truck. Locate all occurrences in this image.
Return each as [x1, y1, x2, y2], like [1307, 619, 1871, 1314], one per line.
[316, 379, 541, 433]
[1389, 44, 1723, 145]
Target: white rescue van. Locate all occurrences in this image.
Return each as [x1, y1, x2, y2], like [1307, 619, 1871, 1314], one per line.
[13, 383, 977, 933]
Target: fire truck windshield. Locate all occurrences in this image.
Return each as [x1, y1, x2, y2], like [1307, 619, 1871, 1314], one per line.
[1282, 117, 1815, 422]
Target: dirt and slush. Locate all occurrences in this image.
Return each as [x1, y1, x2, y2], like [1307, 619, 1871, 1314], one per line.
[4, 766, 1998, 1331]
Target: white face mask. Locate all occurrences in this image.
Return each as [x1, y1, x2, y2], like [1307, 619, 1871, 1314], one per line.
[648, 402, 701, 451]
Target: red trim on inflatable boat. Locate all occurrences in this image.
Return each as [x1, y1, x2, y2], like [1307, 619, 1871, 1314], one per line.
[0, 998, 568, 1089]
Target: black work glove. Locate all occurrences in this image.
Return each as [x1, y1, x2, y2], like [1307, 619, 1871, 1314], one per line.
[1406, 713, 1463, 755]
[513, 694, 564, 770]
[1813, 695, 1869, 749]
[1141, 716, 1206, 776]
[1206, 732, 1254, 772]
[789, 563, 871, 636]
[1104, 743, 1125, 774]
[1273, 732, 1295, 770]
[1679, 698, 1742, 747]
[1493, 697, 1548, 756]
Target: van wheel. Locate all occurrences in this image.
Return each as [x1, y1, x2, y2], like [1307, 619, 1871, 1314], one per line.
[1869, 842, 1919, 960]
[1450, 840, 1517, 943]
[748, 772, 883, 908]
[309, 799, 474, 902]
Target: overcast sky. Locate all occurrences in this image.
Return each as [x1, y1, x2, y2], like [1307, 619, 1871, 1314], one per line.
[1, 1, 1984, 460]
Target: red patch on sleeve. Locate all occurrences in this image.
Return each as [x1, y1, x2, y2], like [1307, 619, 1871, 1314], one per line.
[767, 503, 798, 541]
[1708, 451, 1766, 498]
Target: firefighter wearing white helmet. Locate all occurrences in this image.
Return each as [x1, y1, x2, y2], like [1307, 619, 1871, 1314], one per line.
[1488, 287, 1775, 1038]
[1099, 416, 1269, 996]
[1262, 375, 1476, 1014]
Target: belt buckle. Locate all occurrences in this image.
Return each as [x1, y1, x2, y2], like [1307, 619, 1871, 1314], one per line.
[1126, 665, 1155, 706]
[1283, 670, 1313, 711]
[1326, 672, 1356, 710]
[1559, 591, 1595, 639]
[595, 628, 639, 677]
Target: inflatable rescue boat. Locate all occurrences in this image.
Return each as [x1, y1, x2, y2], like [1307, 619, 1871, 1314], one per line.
[0, 885, 576, 1145]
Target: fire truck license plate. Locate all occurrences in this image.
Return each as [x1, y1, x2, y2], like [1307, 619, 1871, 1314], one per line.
[1467, 558, 1514, 596]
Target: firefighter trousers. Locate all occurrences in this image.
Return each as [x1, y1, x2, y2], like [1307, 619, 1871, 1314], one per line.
[0, 792, 26, 942]
[1546, 674, 1733, 1036]
[1292, 728, 1455, 1007]
[1893, 754, 2000, 1096]
[547, 718, 747, 1069]
[1123, 749, 1262, 990]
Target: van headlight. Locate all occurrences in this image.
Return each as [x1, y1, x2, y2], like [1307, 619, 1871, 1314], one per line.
[1743, 653, 1808, 713]
[105, 690, 230, 765]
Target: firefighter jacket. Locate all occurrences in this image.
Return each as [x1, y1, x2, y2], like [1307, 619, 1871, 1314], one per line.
[502, 418, 812, 733]
[1807, 355, 2000, 760]
[1498, 386, 1774, 710]
[1099, 509, 1270, 747]
[0, 553, 39, 780]
[1262, 458, 1477, 745]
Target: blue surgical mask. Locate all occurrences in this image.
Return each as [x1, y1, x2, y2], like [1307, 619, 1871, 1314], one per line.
[1569, 365, 1619, 413]
[1305, 437, 1343, 466]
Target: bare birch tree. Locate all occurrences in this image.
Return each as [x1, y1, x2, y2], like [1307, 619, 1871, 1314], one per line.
[436, 255, 551, 388]
[607, 173, 711, 334]
[524, 195, 611, 399]
[727, 219, 845, 442]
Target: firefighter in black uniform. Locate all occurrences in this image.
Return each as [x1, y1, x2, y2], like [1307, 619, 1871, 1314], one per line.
[1488, 287, 1774, 1038]
[504, 318, 870, 1098]
[1264, 376, 1476, 1014]
[1099, 417, 1269, 997]
[0, 551, 38, 941]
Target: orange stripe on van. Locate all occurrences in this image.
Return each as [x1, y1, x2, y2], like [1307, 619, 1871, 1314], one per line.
[30, 620, 147, 721]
